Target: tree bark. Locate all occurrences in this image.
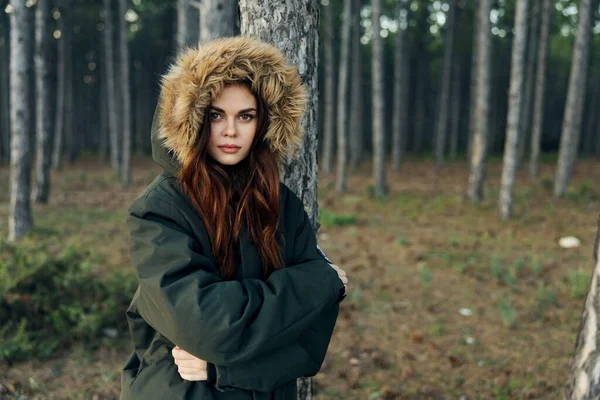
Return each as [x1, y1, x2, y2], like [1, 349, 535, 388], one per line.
[565, 217, 600, 398]
[349, 0, 363, 170]
[467, 0, 493, 202]
[104, 0, 121, 172]
[529, 0, 551, 178]
[99, 55, 108, 163]
[517, 0, 540, 166]
[434, 0, 457, 166]
[498, 0, 529, 220]
[372, 0, 387, 197]
[321, 2, 335, 175]
[583, 67, 600, 154]
[554, 0, 593, 197]
[176, 0, 197, 49]
[239, 2, 320, 396]
[0, 20, 9, 164]
[9, 0, 33, 242]
[33, 0, 53, 204]
[392, 0, 409, 172]
[450, 60, 461, 160]
[199, 0, 237, 43]
[335, 0, 352, 193]
[413, 6, 429, 155]
[119, 0, 132, 186]
[52, 2, 70, 170]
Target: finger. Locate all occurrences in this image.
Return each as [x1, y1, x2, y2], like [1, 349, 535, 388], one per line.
[178, 366, 207, 374]
[175, 360, 207, 369]
[179, 373, 208, 381]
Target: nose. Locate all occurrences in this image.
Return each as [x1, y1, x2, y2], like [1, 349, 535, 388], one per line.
[223, 117, 237, 137]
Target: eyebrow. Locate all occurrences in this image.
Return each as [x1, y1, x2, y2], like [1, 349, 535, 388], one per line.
[210, 106, 257, 114]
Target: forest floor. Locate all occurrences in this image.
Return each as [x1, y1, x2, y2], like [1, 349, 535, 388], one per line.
[1, 155, 599, 400]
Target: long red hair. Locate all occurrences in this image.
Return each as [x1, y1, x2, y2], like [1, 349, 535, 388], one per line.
[177, 81, 285, 280]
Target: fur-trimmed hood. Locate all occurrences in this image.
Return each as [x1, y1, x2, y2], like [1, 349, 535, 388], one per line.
[150, 36, 308, 175]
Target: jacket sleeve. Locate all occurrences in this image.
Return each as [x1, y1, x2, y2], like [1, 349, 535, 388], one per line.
[127, 190, 346, 367]
[208, 204, 344, 392]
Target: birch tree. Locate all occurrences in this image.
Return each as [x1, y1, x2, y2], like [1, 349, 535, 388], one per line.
[392, 0, 409, 172]
[529, 0, 552, 178]
[199, 0, 237, 43]
[434, 0, 458, 166]
[372, 0, 387, 197]
[8, 1, 34, 242]
[0, 17, 10, 164]
[498, 0, 529, 220]
[467, 0, 493, 202]
[119, 0, 132, 185]
[336, 0, 352, 193]
[321, 2, 335, 175]
[554, 0, 593, 197]
[33, 0, 53, 203]
[349, 0, 363, 169]
[239, 2, 320, 397]
[104, 0, 120, 172]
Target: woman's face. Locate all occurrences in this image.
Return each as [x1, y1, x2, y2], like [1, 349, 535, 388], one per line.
[207, 84, 258, 166]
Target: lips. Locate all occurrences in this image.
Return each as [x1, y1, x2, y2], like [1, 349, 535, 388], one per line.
[218, 145, 241, 149]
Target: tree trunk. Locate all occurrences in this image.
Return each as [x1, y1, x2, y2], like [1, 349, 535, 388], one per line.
[64, 23, 74, 164]
[176, 0, 198, 49]
[104, 0, 120, 172]
[119, 0, 132, 186]
[434, 0, 457, 166]
[450, 59, 461, 160]
[9, 0, 33, 242]
[349, 0, 363, 170]
[372, 0, 387, 197]
[239, 2, 320, 397]
[33, 0, 53, 204]
[0, 21, 9, 164]
[52, 3, 69, 170]
[517, 0, 540, 167]
[583, 67, 600, 154]
[392, 0, 409, 172]
[529, 0, 551, 178]
[565, 218, 600, 398]
[467, 1, 482, 162]
[467, 0, 493, 202]
[498, 0, 529, 220]
[335, 0, 351, 193]
[554, 0, 593, 197]
[199, 0, 237, 43]
[321, 2, 335, 175]
[99, 56, 108, 163]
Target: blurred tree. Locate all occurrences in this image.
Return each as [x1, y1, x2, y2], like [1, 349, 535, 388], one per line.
[372, 0, 387, 197]
[199, 0, 236, 43]
[33, 0, 53, 203]
[103, 0, 120, 172]
[517, 0, 541, 166]
[499, 0, 529, 220]
[554, 0, 594, 197]
[467, 0, 493, 202]
[529, 0, 552, 178]
[119, 0, 132, 186]
[336, 0, 352, 193]
[322, 1, 335, 175]
[566, 218, 600, 398]
[392, 0, 410, 172]
[449, 59, 461, 160]
[0, 9, 9, 164]
[8, 0, 34, 242]
[176, 0, 193, 49]
[434, 0, 458, 167]
[349, 0, 364, 169]
[239, 3, 320, 397]
[52, 0, 74, 171]
[413, 1, 429, 154]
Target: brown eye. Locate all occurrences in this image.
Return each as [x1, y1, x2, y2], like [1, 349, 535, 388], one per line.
[239, 114, 254, 121]
[210, 112, 222, 121]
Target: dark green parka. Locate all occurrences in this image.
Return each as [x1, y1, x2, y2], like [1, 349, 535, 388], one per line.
[120, 37, 346, 400]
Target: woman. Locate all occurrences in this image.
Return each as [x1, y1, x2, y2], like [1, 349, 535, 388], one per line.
[120, 36, 348, 400]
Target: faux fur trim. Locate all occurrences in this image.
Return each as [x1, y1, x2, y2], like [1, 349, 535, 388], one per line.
[157, 36, 308, 167]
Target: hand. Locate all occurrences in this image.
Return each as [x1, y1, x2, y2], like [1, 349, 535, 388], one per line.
[172, 346, 208, 381]
[329, 263, 348, 292]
